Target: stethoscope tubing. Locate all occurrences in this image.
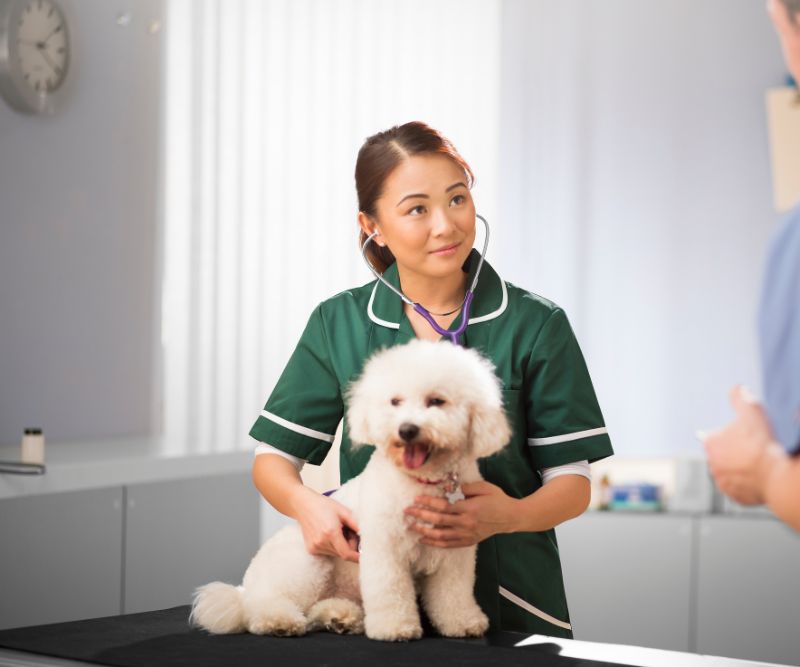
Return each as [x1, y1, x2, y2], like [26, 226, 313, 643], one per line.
[360, 214, 490, 345]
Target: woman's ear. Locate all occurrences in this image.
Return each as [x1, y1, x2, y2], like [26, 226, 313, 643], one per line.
[357, 211, 383, 246]
[469, 400, 512, 459]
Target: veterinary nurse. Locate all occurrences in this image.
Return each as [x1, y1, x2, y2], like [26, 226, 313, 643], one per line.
[250, 122, 614, 637]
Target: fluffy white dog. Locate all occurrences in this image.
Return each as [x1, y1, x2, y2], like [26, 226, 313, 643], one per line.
[190, 339, 511, 641]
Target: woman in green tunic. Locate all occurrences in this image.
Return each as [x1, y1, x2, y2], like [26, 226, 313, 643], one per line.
[250, 121, 613, 637]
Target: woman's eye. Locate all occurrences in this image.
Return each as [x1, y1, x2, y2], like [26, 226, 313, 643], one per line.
[408, 205, 426, 216]
[391, 397, 402, 406]
[450, 194, 466, 206]
[426, 397, 446, 408]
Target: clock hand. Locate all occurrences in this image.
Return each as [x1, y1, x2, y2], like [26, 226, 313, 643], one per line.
[38, 47, 60, 75]
[42, 23, 64, 44]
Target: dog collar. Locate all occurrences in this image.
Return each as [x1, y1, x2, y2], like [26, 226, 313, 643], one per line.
[411, 470, 465, 504]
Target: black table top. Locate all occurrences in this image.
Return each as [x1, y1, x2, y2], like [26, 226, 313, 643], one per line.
[0, 606, 636, 667]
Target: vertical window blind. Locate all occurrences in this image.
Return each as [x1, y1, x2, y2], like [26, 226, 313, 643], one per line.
[161, 0, 501, 454]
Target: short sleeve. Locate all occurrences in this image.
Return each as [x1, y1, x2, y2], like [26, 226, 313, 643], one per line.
[248, 305, 343, 465]
[525, 308, 613, 469]
[758, 209, 800, 454]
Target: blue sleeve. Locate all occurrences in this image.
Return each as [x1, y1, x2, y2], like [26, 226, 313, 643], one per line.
[758, 204, 800, 455]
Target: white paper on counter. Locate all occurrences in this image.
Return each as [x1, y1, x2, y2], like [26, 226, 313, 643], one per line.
[515, 635, 788, 667]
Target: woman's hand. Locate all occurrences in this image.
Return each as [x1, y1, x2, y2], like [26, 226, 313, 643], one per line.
[703, 385, 783, 506]
[403, 481, 519, 548]
[290, 487, 360, 562]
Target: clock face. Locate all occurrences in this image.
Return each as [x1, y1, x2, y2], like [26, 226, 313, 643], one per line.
[15, 0, 68, 94]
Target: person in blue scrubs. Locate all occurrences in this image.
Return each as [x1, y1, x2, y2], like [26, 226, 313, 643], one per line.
[703, 0, 800, 532]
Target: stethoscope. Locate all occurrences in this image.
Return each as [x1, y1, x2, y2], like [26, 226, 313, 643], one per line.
[360, 214, 490, 345]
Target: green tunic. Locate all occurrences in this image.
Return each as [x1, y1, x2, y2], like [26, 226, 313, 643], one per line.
[249, 250, 613, 637]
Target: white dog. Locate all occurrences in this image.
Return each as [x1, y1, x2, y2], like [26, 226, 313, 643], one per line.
[190, 339, 511, 641]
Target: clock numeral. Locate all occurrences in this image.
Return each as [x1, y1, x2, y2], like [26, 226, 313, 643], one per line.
[48, 6, 54, 18]
[57, 47, 65, 53]
[34, 80, 40, 91]
[54, 24, 62, 33]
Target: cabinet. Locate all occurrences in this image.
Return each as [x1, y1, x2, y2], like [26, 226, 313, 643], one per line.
[557, 513, 693, 652]
[0, 487, 123, 628]
[0, 472, 258, 629]
[696, 517, 800, 665]
[124, 474, 258, 614]
[557, 512, 800, 666]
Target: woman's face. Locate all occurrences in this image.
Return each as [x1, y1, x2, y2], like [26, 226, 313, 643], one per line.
[365, 154, 476, 281]
[768, 0, 800, 83]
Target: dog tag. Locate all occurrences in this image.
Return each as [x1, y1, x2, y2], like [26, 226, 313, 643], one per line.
[445, 487, 465, 504]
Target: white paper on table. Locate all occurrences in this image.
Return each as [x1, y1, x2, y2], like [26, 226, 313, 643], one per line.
[515, 635, 788, 667]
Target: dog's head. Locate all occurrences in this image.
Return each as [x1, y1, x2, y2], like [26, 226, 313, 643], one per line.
[346, 340, 511, 477]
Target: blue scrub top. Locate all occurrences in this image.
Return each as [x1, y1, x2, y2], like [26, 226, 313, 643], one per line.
[759, 203, 800, 455]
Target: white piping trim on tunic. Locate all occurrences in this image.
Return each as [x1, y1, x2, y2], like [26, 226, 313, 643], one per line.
[366, 273, 507, 329]
[528, 427, 608, 447]
[367, 281, 400, 329]
[498, 586, 572, 631]
[260, 410, 335, 443]
[469, 278, 508, 324]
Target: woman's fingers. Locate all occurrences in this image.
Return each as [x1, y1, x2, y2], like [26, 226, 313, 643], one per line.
[413, 495, 459, 513]
[330, 527, 360, 563]
[405, 505, 463, 527]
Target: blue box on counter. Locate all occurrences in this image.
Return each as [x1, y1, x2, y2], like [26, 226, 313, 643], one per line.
[609, 483, 663, 511]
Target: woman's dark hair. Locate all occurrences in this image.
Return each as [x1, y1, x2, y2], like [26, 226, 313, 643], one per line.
[355, 121, 474, 273]
[779, 0, 800, 23]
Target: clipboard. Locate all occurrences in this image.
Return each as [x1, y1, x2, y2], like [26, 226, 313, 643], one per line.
[766, 86, 800, 212]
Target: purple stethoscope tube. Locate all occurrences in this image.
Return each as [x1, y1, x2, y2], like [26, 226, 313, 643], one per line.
[360, 214, 490, 346]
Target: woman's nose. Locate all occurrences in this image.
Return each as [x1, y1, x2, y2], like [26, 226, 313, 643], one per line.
[430, 207, 456, 236]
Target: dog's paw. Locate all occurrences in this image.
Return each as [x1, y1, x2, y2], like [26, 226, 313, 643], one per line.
[365, 615, 423, 642]
[434, 609, 490, 638]
[307, 598, 364, 635]
[246, 602, 307, 636]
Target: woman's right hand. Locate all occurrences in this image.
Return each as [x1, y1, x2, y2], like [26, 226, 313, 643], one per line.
[290, 486, 360, 563]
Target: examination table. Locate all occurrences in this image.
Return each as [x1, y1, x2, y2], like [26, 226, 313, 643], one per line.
[0, 605, 633, 667]
[0, 605, 789, 667]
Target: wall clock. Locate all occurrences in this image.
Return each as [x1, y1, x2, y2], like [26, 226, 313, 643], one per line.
[0, 0, 70, 114]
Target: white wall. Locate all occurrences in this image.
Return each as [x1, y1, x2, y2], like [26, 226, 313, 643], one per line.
[0, 0, 164, 444]
[498, 0, 787, 456]
[0, 0, 789, 460]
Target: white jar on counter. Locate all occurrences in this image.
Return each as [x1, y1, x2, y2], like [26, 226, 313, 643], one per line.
[21, 427, 45, 465]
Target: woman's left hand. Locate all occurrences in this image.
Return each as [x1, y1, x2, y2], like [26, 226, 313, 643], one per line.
[404, 481, 518, 548]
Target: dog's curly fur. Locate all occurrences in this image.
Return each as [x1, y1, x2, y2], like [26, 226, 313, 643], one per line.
[190, 340, 511, 641]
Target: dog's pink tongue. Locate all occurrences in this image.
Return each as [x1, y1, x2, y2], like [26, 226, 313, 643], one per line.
[403, 442, 428, 469]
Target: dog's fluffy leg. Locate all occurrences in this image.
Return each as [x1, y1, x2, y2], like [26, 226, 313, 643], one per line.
[360, 541, 422, 641]
[421, 546, 489, 637]
[307, 598, 364, 634]
[190, 582, 246, 634]
[240, 525, 334, 636]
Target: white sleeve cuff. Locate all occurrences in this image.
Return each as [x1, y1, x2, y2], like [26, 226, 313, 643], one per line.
[253, 439, 306, 471]
[540, 459, 591, 485]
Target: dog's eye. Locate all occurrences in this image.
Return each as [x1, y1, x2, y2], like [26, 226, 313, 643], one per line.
[426, 397, 446, 408]
[390, 397, 402, 406]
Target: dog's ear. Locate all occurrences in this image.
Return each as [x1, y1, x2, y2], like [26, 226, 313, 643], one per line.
[469, 399, 512, 459]
[344, 381, 372, 447]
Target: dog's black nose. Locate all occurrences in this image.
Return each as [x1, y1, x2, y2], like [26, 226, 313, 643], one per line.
[398, 423, 419, 442]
